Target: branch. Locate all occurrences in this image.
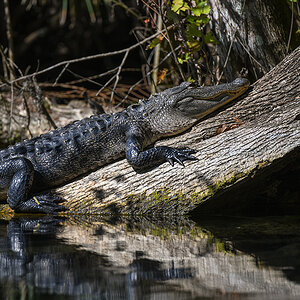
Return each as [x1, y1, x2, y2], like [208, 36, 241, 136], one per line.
[109, 50, 129, 111]
[50, 47, 299, 215]
[3, 27, 173, 86]
[3, 0, 15, 80]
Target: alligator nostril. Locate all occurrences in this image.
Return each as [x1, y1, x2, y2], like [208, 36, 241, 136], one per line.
[233, 78, 250, 87]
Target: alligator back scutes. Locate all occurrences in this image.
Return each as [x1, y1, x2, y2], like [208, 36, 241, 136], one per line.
[0, 113, 117, 161]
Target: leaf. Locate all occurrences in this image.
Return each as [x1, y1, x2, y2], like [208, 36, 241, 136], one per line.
[186, 23, 203, 40]
[186, 15, 209, 26]
[198, 15, 210, 24]
[171, 0, 190, 13]
[177, 57, 184, 64]
[167, 9, 181, 23]
[157, 68, 168, 84]
[203, 32, 217, 44]
[187, 77, 195, 82]
[177, 53, 191, 64]
[85, 0, 96, 23]
[187, 40, 202, 52]
[147, 35, 164, 49]
[192, 2, 210, 16]
[192, 6, 210, 16]
[233, 116, 244, 125]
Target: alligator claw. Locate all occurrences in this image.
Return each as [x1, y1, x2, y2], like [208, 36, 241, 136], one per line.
[167, 158, 174, 167]
[165, 147, 198, 167]
[14, 194, 68, 214]
[173, 156, 185, 166]
[182, 154, 198, 161]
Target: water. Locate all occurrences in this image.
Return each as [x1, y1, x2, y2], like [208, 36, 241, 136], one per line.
[0, 214, 299, 299]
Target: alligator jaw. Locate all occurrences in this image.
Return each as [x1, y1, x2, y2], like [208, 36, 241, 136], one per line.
[174, 78, 250, 119]
[139, 78, 250, 138]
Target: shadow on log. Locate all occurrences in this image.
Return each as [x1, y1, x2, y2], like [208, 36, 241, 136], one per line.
[1, 47, 298, 216]
[192, 147, 300, 217]
[50, 46, 299, 215]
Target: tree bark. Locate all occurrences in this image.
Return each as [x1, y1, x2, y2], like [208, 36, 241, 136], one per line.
[1, 47, 299, 216]
[208, 0, 297, 82]
[39, 46, 300, 216]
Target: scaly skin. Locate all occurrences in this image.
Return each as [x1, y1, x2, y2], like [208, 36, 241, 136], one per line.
[0, 78, 250, 213]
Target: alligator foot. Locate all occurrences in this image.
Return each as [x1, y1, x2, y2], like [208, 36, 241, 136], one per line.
[14, 194, 67, 214]
[165, 148, 198, 167]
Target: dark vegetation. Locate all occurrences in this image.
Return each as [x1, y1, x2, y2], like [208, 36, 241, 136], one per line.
[0, 1, 299, 145]
[0, 5, 300, 299]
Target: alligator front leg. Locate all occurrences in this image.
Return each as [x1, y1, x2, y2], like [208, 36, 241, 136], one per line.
[0, 157, 66, 214]
[126, 136, 197, 171]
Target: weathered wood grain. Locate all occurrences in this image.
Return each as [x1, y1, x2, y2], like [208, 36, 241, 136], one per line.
[50, 46, 300, 215]
[1, 47, 297, 216]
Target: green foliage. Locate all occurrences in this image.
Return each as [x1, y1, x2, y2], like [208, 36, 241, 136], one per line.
[147, 0, 217, 83]
[170, 0, 217, 63]
[147, 37, 163, 50]
[171, 0, 190, 12]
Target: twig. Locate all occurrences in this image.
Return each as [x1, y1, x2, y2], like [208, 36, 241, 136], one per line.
[141, 0, 160, 16]
[0, 48, 17, 85]
[3, 27, 173, 86]
[96, 74, 117, 96]
[3, 0, 15, 80]
[162, 23, 186, 81]
[54, 63, 70, 85]
[286, 1, 294, 54]
[118, 45, 181, 107]
[131, 29, 156, 89]
[112, 0, 144, 24]
[217, 30, 236, 84]
[215, 1, 246, 83]
[0, 45, 8, 80]
[23, 78, 57, 129]
[21, 90, 33, 138]
[109, 50, 129, 112]
[66, 67, 118, 85]
[65, 68, 126, 100]
[235, 35, 266, 73]
[215, 0, 267, 79]
[151, 13, 163, 94]
[8, 83, 14, 136]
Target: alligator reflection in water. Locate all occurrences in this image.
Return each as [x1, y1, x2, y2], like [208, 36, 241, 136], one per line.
[0, 214, 300, 299]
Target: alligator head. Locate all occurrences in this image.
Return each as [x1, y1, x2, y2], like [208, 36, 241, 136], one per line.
[138, 78, 250, 138]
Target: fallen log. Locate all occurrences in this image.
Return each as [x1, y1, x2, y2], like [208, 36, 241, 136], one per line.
[52, 46, 299, 215]
[2, 47, 299, 216]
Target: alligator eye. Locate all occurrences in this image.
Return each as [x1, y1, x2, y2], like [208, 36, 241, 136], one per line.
[174, 97, 194, 109]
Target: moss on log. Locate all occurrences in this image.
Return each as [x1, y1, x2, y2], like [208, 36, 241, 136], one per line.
[57, 46, 300, 215]
[1, 47, 299, 216]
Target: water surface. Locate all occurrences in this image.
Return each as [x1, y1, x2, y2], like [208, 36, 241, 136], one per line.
[0, 214, 299, 299]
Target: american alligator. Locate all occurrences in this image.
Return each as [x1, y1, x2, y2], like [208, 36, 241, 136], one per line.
[0, 78, 250, 213]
